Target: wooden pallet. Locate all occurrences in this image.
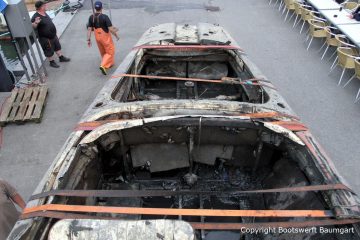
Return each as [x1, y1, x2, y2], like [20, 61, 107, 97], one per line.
[0, 86, 48, 125]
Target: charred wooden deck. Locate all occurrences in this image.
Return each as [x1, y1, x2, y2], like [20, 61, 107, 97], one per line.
[0, 86, 48, 125]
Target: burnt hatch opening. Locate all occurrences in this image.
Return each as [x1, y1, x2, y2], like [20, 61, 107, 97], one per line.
[112, 50, 269, 103]
[56, 119, 355, 240]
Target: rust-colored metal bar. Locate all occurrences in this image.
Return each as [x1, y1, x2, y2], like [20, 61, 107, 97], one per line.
[75, 120, 122, 131]
[22, 204, 334, 218]
[19, 211, 359, 229]
[111, 73, 223, 83]
[133, 45, 243, 52]
[242, 112, 279, 118]
[270, 121, 308, 131]
[241, 112, 300, 121]
[110, 74, 277, 90]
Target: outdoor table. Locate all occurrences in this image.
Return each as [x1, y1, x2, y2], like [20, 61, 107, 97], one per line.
[304, 1, 360, 48]
[336, 24, 360, 47]
[319, 9, 360, 25]
[307, 0, 341, 10]
[319, 9, 360, 47]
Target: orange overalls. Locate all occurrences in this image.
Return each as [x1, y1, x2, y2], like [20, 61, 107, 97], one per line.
[93, 14, 115, 69]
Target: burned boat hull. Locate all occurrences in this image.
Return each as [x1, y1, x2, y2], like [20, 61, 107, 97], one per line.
[8, 23, 360, 240]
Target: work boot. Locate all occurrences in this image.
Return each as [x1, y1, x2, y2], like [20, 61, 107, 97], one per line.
[59, 55, 71, 62]
[99, 66, 107, 75]
[50, 60, 60, 68]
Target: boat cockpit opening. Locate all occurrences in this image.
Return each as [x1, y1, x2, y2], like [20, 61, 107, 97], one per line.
[53, 118, 356, 240]
[111, 49, 269, 103]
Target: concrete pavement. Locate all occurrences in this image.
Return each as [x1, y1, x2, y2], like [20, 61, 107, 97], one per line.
[0, 0, 359, 201]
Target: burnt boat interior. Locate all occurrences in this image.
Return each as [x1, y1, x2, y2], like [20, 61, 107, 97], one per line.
[13, 22, 359, 240]
[111, 49, 269, 103]
[52, 118, 356, 240]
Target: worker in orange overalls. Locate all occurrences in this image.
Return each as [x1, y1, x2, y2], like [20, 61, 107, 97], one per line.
[87, 1, 119, 75]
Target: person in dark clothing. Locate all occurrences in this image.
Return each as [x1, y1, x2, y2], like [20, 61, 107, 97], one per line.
[335, 0, 346, 4]
[31, 1, 70, 68]
[350, 5, 360, 21]
[87, 1, 119, 75]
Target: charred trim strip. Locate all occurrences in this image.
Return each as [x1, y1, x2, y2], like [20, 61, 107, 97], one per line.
[75, 112, 301, 131]
[296, 131, 339, 184]
[133, 45, 244, 52]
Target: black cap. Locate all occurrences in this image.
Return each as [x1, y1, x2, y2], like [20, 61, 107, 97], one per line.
[35, 1, 45, 10]
[94, 1, 102, 10]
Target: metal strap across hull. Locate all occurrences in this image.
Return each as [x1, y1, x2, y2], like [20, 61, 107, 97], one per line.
[29, 183, 352, 200]
[22, 204, 334, 218]
[20, 209, 360, 230]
